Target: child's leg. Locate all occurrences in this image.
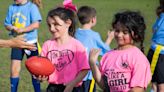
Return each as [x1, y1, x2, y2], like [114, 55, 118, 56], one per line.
[32, 77, 40, 92]
[150, 83, 157, 92]
[10, 60, 21, 92]
[158, 83, 164, 92]
[26, 43, 40, 92]
[10, 48, 24, 92]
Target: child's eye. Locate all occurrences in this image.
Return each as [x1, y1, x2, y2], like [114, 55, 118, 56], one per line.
[123, 32, 128, 34]
[54, 23, 62, 26]
[123, 30, 129, 34]
[54, 24, 57, 26]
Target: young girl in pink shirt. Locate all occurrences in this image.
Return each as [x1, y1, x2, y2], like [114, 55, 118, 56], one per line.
[89, 11, 151, 92]
[40, 7, 89, 92]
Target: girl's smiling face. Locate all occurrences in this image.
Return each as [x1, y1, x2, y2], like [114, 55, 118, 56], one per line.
[114, 22, 133, 48]
[47, 16, 70, 39]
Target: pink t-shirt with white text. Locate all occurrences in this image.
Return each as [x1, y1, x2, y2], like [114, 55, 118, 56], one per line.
[100, 47, 151, 92]
[41, 37, 90, 85]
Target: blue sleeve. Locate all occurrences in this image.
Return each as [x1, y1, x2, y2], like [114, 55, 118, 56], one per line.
[95, 33, 110, 56]
[4, 6, 12, 27]
[153, 14, 164, 31]
[158, 17, 164, 30]
[30, 4, 42, 23]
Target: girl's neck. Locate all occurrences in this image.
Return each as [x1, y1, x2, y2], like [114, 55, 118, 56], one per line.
[55, 35, 71, 45]
[116, 44, 134, 50]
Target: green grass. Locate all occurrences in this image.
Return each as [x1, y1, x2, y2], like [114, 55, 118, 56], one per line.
[0, 0, 158, 92]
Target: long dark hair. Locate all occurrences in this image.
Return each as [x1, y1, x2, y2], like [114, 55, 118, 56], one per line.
[47, 7, 76, 37]
[112, 11, 146, 53]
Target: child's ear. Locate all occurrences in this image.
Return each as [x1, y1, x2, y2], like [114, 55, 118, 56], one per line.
[65, 19, 72, 28]
[92, 16, 96, 23]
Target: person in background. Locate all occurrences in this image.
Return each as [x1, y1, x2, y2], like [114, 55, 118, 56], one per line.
[4, 0, 42, 92]
[147, 0, 164, 91]
[89, 11, 151, 92]
[75, 6, 114, 92]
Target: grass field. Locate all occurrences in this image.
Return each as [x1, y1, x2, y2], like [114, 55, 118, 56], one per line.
[0, 0, 158, 92]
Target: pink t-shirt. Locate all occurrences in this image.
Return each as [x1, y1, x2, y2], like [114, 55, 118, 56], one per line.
[100, 47, 151, 92]
[41, 37, 90, 85]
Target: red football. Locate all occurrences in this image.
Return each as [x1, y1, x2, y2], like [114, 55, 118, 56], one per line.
[25, 56, 55, 76]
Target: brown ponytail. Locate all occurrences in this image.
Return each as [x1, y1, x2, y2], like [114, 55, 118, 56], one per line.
[140, 39, 144, 53]
[32, 0, 42, 8]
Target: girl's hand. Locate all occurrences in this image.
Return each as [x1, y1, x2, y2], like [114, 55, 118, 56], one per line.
[89, 48, 101, 65]
[64, 82, 74, 92]
[107, 30, 115, 40]
[32, 75, 48, 82]
[105, 30, 115, 45]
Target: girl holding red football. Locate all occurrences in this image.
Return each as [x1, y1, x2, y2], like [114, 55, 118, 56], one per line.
[39, 6, 89, 92]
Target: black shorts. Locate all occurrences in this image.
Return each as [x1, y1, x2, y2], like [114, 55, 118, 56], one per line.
[81, 80, 96, 92]
[47, 84, 82, 92]
[147, 49, 164, 84]
[11, 43, 39, 60]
